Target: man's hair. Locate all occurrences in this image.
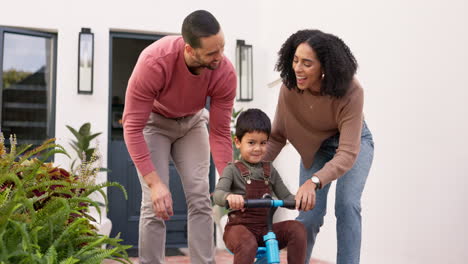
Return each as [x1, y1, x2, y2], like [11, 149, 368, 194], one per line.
[235, 108, 271, 140]
[181, 10, 220, 48]
[275, 29, 358, 98]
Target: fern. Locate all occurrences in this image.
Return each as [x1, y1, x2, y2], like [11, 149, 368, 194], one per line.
[0, 134, 131, 264]
[0, 187, 11, 208]
[80, 247, 119, 264]
[58, 257, 80, 264]
[44, 245, 58, 264]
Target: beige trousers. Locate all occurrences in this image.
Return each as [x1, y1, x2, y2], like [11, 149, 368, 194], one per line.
[137, 109, 215, 264]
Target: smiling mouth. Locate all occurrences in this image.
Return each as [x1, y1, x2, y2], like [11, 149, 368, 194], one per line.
[296, 76, 307, 86]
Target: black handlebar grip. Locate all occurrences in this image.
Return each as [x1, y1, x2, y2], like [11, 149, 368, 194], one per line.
[224, 200, 271, 209]
[282, 200, 296, 209]
[244, 199, 273, 208]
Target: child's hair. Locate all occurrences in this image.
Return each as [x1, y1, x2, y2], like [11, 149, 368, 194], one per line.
[235, 108, 271, 140]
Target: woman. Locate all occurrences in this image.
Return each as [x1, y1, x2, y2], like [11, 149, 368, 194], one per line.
[264, 29, 374, 264]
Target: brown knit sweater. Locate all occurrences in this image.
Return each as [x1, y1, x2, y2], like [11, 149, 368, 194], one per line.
[264, 79, 364, 186]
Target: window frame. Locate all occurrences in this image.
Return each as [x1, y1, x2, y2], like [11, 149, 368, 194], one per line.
[0, 27, 57, 143]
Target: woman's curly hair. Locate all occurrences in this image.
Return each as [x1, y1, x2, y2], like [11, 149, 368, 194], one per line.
[275, 29, 358, 98]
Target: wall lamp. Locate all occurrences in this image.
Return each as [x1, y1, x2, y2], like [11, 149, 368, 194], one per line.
[235, 39, 253, 101]
[78, 28, 94, 94]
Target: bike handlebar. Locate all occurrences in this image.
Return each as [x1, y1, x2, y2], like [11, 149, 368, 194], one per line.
[245, 199, 296, 209]
[226, 199, 296, 210]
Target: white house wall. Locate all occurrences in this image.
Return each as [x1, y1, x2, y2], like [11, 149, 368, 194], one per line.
[255, 1, 468, 263]
[1, 0, 468, 263]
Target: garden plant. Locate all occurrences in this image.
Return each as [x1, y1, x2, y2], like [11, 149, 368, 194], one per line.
[0, 134, 131, 264]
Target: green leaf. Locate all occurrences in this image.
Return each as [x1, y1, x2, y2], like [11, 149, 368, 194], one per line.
[66, 126, 83, 142]
[232, 108, 244, 119]
[78, 123, 91, 136]
[86, 133, 102, 142]
[44, 245, 58, 263]
[59, 257, 80, 264]
[84, 149, 94, 162]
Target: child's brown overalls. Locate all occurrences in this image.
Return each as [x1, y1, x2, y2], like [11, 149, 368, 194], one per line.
[223, 161, 307, 264]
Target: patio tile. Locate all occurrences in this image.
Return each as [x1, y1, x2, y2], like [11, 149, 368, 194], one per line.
[103, 248, 333, 263]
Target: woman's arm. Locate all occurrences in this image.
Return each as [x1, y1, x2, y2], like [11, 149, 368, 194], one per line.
[314, 82, 364, 186]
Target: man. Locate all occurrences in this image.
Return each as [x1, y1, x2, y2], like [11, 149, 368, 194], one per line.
[122, 10, 236, 264]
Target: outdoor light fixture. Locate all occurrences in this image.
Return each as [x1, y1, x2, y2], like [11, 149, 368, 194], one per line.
[236, 39, 253, 101]
[78, 28, 94, 94]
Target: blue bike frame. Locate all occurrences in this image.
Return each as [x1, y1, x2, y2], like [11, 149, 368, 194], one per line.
[242, 197, 296, 264]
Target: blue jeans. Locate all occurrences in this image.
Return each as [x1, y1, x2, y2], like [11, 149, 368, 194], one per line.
[296, 121, 374, 264]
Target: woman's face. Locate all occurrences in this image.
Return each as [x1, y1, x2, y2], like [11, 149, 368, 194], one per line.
[292, 42, 323, 92]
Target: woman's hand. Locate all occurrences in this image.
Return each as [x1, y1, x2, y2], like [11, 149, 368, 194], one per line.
[295, 179, 317, 211]
[226, 194, 245, 210]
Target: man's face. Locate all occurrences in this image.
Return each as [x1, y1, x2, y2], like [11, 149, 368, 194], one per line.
[190, 30, 225, 70]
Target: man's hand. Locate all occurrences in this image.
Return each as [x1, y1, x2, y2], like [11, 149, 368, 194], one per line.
[226, 194, 245, 210]
[144, 171, 174, 220]
[295, 179, 317, 211]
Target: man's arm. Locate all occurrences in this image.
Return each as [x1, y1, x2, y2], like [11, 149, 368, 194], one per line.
[123, 54, 162, 176]
[208, 71, 237, 175]
[123, 54, 173, 220]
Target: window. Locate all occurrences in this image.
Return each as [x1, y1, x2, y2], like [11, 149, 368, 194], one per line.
[0, 27, 56, 146]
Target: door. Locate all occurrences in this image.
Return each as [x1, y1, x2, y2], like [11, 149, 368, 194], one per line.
[107, 32, 216, 256]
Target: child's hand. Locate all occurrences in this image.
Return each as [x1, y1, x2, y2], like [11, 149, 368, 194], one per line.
[226, 194, 245, 210]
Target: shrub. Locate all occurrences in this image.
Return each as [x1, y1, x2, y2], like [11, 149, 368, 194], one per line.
[0, 134, 131, 264]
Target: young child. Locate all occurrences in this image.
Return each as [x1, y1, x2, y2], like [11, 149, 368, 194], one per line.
[213, 108, 306, 264]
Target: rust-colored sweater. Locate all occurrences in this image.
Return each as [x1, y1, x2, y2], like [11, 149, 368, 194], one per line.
[264, 80, 364, 186]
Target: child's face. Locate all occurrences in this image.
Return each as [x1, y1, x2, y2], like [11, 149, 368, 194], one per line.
[235, 131, 268, 164]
